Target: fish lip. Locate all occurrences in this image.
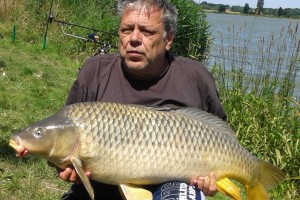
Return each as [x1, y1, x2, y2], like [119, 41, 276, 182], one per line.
[9, 139, 19, 150]
[9, 138, 28, 157]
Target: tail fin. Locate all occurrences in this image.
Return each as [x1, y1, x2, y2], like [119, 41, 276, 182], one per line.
[247, 159, 285, 200]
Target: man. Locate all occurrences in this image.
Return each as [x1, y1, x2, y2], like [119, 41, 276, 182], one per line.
[57, 0, 226, 199]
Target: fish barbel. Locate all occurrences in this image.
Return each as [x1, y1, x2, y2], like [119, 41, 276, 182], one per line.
[9, 102, 285, 200]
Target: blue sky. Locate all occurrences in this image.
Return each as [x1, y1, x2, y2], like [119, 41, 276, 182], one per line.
[194, 0, 300, 9]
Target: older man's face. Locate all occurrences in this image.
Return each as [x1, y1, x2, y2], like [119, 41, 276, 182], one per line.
[118, 8, 173, 79]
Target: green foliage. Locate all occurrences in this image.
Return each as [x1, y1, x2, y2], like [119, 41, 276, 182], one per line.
[200, 1, 229, 12]
[257, 0, 264, 14]
[230, 6, 243, 13]
[172, 0, 211, 61]
[218, 5, 226, 13]
[219, 90, 299, 199]
[3, 0, 119, 58]
[244, 3, 250, 14]
[278, 7, 284, 16]
[199, 1, 300, 18]
[54, 0, 119, 54]
[0, 59, 7, 68]
[282, 8, 300, 18]
[4, 0, 211, 61]
[0, 38, 76, 199]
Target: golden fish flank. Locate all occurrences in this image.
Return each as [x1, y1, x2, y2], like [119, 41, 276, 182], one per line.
[9, 102, 285, 200]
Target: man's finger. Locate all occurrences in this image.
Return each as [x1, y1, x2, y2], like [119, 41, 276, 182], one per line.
[58, 166, 73, 181]
[196, 177, 205, 190]
[207, 173, 218, 196]
[202, 176, 210, 195]
[69, 168, 79, 183]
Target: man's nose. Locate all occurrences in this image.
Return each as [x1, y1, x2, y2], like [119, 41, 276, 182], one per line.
[130, 29, 142, 46]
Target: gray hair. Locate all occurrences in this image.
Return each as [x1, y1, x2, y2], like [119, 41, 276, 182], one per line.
[117, 0, 178, 36]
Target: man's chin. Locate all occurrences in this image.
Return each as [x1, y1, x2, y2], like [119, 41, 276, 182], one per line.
[124, 60, 147, 71]
[123, 62, 151, 79]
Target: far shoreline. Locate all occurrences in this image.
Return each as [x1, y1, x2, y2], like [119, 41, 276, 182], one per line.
[203, 9, 300, 19]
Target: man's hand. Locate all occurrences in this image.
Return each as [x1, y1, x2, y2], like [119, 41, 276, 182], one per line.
[190, 173, 218, 196]
[48, 162, 90, 183]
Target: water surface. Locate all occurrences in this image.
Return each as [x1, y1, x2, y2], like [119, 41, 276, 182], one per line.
[206, 13, 300, 98]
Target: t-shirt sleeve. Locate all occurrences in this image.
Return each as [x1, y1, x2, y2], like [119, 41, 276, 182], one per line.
[65, 79, 82, 105]
[188, 60, 227, 121]
[65, 61, 91, 105]
[207, 85, 227, 121]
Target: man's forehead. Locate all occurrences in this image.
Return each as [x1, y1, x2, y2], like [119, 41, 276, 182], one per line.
[123, 6, 163, 19]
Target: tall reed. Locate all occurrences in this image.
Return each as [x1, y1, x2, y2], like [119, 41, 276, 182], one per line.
[209, 19, 300, 199]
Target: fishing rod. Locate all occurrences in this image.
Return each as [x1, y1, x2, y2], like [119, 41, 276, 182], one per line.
[42, 0, 114, 54]
[48, 13, 101, 43]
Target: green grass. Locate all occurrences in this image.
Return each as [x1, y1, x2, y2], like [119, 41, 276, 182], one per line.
[0, 37, 77, 200]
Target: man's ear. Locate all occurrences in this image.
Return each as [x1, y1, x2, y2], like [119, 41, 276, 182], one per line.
[165, 31, 174, 51]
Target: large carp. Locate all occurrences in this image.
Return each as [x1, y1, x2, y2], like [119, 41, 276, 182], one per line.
[9, 102, 285, 200]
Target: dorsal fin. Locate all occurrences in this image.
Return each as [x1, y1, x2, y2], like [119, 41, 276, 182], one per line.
[129, 104, 237, 140]
[172, 107, 237, 140]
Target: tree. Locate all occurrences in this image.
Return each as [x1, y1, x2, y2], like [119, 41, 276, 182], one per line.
[244, 3, 250, 14]
[231, 6, 243, 13]
[256, 0, 264, 14]
[278, 7, 283, 16]
[218, 5, 226, 12]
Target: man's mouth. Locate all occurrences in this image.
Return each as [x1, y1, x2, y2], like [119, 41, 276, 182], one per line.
[126, 51, 144, 61]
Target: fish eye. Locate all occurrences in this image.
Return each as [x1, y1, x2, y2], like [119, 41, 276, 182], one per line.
[33, 128, 43, 138]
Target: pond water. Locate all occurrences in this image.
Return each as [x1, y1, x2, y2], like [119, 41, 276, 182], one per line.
[206, 13, 300, 98]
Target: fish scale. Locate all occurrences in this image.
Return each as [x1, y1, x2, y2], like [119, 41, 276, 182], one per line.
[9, 102, 285, 200]
[67, 103, 244, 182]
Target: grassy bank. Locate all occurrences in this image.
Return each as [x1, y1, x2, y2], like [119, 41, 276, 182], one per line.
[0, 35, 79, 199]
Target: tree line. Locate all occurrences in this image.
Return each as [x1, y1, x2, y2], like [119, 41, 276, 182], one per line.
[199, 1, 300, 18]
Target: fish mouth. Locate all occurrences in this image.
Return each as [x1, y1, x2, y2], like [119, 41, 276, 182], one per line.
[9, 139, 28, 157]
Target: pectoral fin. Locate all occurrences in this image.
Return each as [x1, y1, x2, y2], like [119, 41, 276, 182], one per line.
[71, 157, 94, 200]
[216, 178, 242, 200]
[119, 184, 152, 200]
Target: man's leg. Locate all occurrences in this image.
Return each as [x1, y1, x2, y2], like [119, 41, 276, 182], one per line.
[61, 181, 123, 200]
[152, 181, 205, 200]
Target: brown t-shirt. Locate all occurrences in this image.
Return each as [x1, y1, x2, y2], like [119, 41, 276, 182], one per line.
[66, 53, 226, 120]
[64, 53, 226, 199]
